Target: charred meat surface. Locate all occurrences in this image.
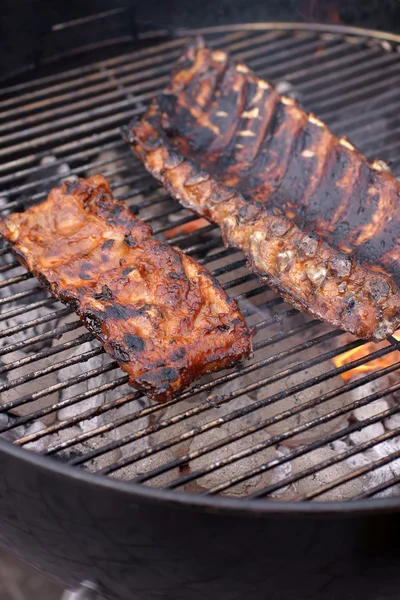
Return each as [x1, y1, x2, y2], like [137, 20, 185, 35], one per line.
[0, 175, 251, 401]
[125, 37, 400, 342]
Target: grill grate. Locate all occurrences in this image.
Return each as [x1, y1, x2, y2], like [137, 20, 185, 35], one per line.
[1, 23, 400, 502]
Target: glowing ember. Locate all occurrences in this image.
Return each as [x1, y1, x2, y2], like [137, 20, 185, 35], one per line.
[299, 0, 342, 24]
[325, 2, 342, 25]
[299, 0, 342, 57]
[333, 333, 400, 381]
[166, 217, 210, 239]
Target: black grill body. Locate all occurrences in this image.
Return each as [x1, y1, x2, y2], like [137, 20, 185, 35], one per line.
[1, 444, 400, 600]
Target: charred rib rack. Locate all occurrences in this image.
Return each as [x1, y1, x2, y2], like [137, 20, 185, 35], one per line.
[0, 175, 251, 401]
[125, 36, 400, 342]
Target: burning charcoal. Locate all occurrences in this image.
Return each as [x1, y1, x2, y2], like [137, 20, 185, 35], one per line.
[146, 401, 194, 471]
[79, 435, 124, 473]
[352, 394, 389, 422]
[0, 299, 62, 352]
[384, 413, 400, 430]
[56, 346, 114, 432]
[373, 439, 400, 476]
[205, 251, 262, 303]
[0, 413, 25, 443]
[148, 389, 262, 465]
[167, 208, 217, 257]
[275, 80, 303, 104]
[176, 392, 278, 495]
[268, 446, 293, 498]
[49, 427, 123, 472]
[47, 426, 85, 462]
[39, 155, 74, 184]
[287, 446, 365, 501]
[57, 162, 75, 183]
[111, 450, 182, 487]
[0, 349, 59, 426]
[188, 427, 275, 497]
[336, 442, 395, 497]
[349, 422, 385, 445]
[56, 339, 141, 435]
[344, 444, 372, 470]
[361, 439, 400, 498]
[24, 421, 49, 452]
[54, 315, 115, 432]
[372, 451, 400, 496]
[348, 373, 393, 415]
[82, 393, 151, 461]
[244, 360, 349, 447]
[0, 194, 11, 218]
[40, 156, 57, 167]
[238, 291, 281, 329]
[54, 315, 152, 453]
[135, 187, 177, 236]
[332, 333, 400, 383]
[86, 149, 130, 196]
[142, 390, 277, 494]
[107, 397, 150, 460]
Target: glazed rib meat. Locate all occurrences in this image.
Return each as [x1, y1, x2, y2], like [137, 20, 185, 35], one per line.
[0, 175, 251, 402]
[125, 37, 400, 342]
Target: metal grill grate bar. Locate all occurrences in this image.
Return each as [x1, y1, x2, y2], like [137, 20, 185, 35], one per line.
[0, 31, 254, 105]
[0, 33, 278, 147]
[0, 320, 82, 356]
[4, 304, 301, 439]
[0, 35, 386, 185]
[62, 326, 340, 469]
[99, 336, 372, 480]
[1, 149, 132, 198]
[289, 47, 394, 88]
[0, 346, 105, 394]
[0, 35, 376, 167]
[0, 332, 93, 376]
[0, 307, 72, 340]
[0, 286, 43, 306]
[248, 394, 400, 500]
[298, 427, 400, 501]
[0, 298, 57, 323]
[0, 33, 286, 131]
[12, 315, 320, 448]
[0, 260, 19, 273]
[0, 361, 118, 418]
[147, 360, 400, 490]
[0, 274, 270, 382]
[1, 280, 276, 412]
[353, 474, 400, 499]
[243, 398, 400, 499]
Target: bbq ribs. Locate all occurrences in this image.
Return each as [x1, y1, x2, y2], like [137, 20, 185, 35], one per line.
[0, 175, 251, 401]
[125, 37, 400, 342]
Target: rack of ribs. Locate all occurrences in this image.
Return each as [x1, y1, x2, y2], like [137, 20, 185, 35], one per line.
[0, 175, 251, 401]
[124, 36, 400, 342]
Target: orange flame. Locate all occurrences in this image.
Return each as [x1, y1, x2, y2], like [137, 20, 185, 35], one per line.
[299, 0, 342, 57]
[299, 0, 342, 23]
[333, 333, 400, 381]
[325, 2, 342, 25]
[166, 218, 210, 239]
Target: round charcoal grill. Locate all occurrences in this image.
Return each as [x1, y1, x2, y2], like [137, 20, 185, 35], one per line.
[1, 22, 400, 600]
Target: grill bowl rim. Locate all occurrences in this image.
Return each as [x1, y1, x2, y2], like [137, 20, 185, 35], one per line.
[174, 21, 400, 45]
